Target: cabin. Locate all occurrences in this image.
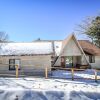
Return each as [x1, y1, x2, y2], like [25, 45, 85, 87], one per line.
[53, 34, 100, 69]
[0, 34, 100, 74]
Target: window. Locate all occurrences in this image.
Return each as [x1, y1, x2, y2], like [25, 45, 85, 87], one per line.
[89, 56, 95, 63]
[9, 59, 21, 70]
[56, 46, 59, 48]
[9, 59, 15, 70]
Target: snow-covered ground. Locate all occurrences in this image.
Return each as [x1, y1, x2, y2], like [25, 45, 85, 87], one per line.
[0, 69, 100, 100]
[51, 69, 100, 79]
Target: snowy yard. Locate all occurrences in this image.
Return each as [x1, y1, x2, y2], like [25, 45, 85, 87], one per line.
[0, 69, 100, 100]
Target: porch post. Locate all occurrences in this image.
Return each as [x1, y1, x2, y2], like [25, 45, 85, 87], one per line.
[71, 68, 74, 80]
[72, 56, 73, 68]
[16, 65, 19, 78]
[94, 69, 97, 82]
[45, 67, 48, 79]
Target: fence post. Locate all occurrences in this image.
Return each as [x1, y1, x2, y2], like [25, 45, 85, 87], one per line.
[16, 65, 19, 78]
[45, 67, 48, 79]
[94, 69, 97, 82]
[71, 68, 74, 80]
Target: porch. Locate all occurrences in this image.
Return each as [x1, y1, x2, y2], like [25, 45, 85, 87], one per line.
[61, 56, 88, 69]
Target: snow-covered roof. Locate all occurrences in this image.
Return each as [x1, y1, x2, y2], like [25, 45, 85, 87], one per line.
[54, 40, 100, 56]
[0, 38, 99, 56]
[54, 41, 62, 56]
[0, 42, 53, 56]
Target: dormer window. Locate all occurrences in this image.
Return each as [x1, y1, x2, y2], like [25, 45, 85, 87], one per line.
[56, 46, 59, 48]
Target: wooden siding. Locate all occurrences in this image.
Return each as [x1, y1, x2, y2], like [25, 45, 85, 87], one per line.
[89, 56, 100, 69]
[0, 55, 51, 71]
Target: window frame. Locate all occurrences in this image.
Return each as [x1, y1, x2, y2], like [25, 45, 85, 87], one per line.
[89, 55, 95, 63]
[9, 59, 21, 70]
[9, 59, 15, 70]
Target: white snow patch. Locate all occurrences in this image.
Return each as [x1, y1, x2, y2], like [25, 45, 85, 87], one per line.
[0, 69, 100, 99]
[54, 41, 62, 56]
[52, 69, 100, 79]
[0, 42, 53, 55]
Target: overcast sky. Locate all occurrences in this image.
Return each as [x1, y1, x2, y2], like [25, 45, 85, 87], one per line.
[0, 0, 100, 42]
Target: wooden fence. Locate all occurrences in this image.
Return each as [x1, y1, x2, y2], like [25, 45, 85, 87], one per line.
[0, 64, 99, 82]
[0, 64, 19, 78]
[45, 67, 100, 82]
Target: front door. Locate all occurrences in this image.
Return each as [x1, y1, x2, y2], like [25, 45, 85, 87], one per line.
[61, 57, 65, 67]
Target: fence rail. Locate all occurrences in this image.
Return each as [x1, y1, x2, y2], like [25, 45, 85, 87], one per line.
[0, 64, 100, 82]
[49, 67, 100, 82]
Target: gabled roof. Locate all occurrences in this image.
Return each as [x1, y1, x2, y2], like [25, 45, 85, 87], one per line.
[0, 42, 53, 56]
[54, 40, 100, 56]
[54, 34, 89, 66]
[59, 34, 84, 56]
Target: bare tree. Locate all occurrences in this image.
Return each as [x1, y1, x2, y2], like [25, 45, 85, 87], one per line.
[76, 15, 100, 48]
[0, 32, 9, 53]
[0, 32, 9, 42]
